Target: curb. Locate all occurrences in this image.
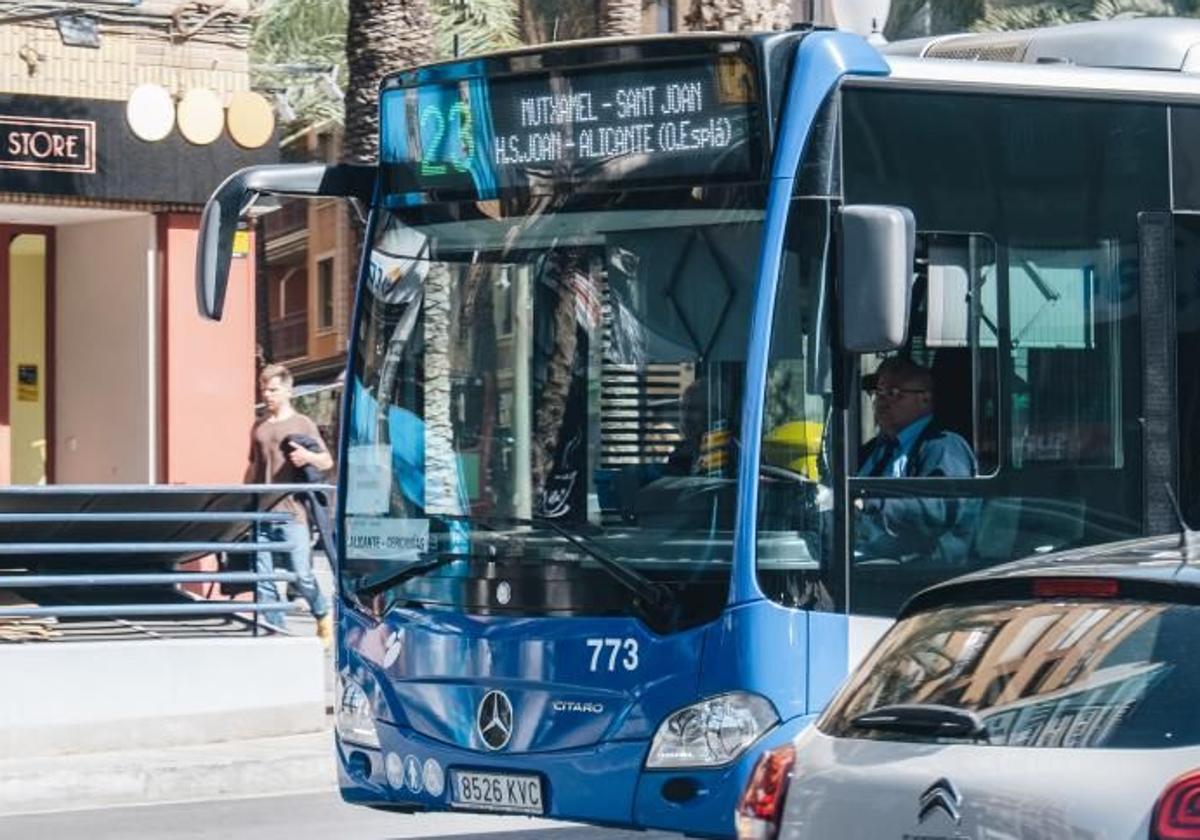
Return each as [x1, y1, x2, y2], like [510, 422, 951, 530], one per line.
[0, 729, 337, 817]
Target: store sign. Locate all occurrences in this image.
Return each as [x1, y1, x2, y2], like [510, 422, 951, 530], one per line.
[0, 116, 95, 173]
[0, 93, 277, 204]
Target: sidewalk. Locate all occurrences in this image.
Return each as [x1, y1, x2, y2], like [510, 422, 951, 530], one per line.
[0, 726, 338, 817]
[0, 554, 340, 816]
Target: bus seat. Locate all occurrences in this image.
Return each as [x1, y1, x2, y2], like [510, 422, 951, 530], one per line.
[930, 349, 974, 444]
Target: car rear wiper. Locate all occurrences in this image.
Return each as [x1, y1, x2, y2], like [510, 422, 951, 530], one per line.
[432, 512, 675, 626]
[850, 704, 989, 741]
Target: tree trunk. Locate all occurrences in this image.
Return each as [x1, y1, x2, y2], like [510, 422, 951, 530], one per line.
[600, 0, 642, 35]
[343, 0, 435, 165]
[684, 0, 791, 30]
[423, 262, 460, 515]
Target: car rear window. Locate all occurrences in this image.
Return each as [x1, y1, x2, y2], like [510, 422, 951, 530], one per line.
[819, 598, 1200, 748]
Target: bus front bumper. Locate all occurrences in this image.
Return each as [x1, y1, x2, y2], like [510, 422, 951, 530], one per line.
[337, 715, 813, 838]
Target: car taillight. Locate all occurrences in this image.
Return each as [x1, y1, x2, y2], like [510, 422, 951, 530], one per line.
[1154, 770, 1200, 840]
[735, 744, 795, 840]
[1032, 578, 1119, 599]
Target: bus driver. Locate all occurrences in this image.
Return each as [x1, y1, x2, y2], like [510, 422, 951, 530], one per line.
[855, 357, 978, 566]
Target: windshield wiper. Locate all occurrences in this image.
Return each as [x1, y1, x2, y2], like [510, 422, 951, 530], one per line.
[526, 514, 674, 618]
[354, 551, 466, 601]
[849, 704, 989, 741]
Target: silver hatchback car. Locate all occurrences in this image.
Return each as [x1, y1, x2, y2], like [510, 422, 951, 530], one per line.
[736, 535, 1200, 840]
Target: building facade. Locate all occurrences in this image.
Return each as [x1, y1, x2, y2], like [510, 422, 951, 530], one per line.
[0, 1, 276, 485]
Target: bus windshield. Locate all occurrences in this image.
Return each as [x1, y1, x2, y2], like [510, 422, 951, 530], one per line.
[340, 184, 789, 631]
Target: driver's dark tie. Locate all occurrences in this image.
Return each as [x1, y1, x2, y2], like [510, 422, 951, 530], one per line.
[869, 437, 899, 477]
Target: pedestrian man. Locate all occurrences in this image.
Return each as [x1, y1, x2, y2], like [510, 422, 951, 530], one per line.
[245, 363, 334, 646]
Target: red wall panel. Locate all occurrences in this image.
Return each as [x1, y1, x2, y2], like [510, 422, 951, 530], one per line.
[159, 214, 255, 483]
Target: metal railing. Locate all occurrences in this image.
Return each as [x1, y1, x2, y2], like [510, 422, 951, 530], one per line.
[0, 484, 333, 638]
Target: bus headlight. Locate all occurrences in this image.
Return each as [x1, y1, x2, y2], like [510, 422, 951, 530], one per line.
[646, 692, 778, 769]
[335, 677, 380, 749]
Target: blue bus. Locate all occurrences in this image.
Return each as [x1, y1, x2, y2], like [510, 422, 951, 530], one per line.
[197, 19, 1200, 837]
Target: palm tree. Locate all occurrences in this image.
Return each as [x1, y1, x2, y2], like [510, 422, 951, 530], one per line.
[684, 0, 791, 30]
[972, 0, 1177, 31]
[519, 0, 601, 42]
[600, 0, 643, 35]
[435, 0, 520, 57]
[887, 0, 1189, 36]
[251, 0, 347, 132]
[340, 0, 525, 517]
[343, 0, 435, 165]
[253, 0, 519, 154]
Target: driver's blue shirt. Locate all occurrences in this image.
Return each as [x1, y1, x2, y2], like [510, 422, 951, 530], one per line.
[855, 414, 978, 566]
[858, 414, 933, 478]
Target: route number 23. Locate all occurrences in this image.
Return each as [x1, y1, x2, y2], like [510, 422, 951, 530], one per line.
[586, 638, 639, 672]
[419, 102, 474, 177]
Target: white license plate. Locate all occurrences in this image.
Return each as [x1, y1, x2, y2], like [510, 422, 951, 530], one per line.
[449, 770, 544, 815]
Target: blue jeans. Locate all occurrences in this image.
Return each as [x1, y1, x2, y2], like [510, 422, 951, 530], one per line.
[255, 520, 328, 629]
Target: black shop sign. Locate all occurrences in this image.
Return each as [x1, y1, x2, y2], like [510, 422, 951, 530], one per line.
[0, 93, 276, 205]
[0, 116, 94, 173]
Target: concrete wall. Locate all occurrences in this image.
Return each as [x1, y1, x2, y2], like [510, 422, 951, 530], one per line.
[0, 637, 325, 757]
[55, 216, 155, 482]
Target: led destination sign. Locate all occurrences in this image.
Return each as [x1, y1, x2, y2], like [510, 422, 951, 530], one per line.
[381, 53, 761, 195]
[492, 79, 739, 166]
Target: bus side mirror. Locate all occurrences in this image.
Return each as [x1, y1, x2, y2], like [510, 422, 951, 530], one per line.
[839, 205, 916, 352]
[196, 163, 376, 321]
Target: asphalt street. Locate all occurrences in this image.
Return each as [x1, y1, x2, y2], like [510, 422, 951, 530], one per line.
[0, 791, 687, 839]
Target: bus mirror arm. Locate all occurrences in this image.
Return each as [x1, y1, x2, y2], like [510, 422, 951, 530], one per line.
[838, 205, 916, 353]
[195, 163, 376, 321]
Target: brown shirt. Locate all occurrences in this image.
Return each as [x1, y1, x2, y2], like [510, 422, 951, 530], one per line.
[247, 412, 328, 523]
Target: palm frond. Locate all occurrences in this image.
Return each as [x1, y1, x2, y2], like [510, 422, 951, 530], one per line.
[1089, 0, 1175, 17]
[971, 0, 1185, 31]
[432, 0, 520, 59]
[971, 1, 1088, 31]
[250, 0, 348, 129]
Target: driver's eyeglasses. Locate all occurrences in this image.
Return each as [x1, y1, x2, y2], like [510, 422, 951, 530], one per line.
[867, 387, 928, 400]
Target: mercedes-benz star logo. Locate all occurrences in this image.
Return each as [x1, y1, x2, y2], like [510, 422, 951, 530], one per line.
[918, 777, 962, 825]
[477, 690, 513, 751]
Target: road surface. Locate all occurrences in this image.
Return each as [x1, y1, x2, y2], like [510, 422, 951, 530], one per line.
[0, 791, 688, 839]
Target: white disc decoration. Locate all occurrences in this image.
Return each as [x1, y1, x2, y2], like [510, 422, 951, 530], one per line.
[177, 88, 224, 146]
[126, 84, 174, 142]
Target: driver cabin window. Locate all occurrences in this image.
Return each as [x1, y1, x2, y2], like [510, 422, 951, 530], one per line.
[855, 232, 999, 479]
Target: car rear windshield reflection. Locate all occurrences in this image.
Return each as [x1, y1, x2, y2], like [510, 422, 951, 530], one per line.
[820, 600, 1200, 749]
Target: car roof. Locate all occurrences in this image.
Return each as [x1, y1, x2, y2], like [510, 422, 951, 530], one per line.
[898, 533, 1200, 618]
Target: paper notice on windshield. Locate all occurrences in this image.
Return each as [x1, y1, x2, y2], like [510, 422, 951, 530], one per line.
[346, 517, 429, 560]
[345, 444, 392, 515]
